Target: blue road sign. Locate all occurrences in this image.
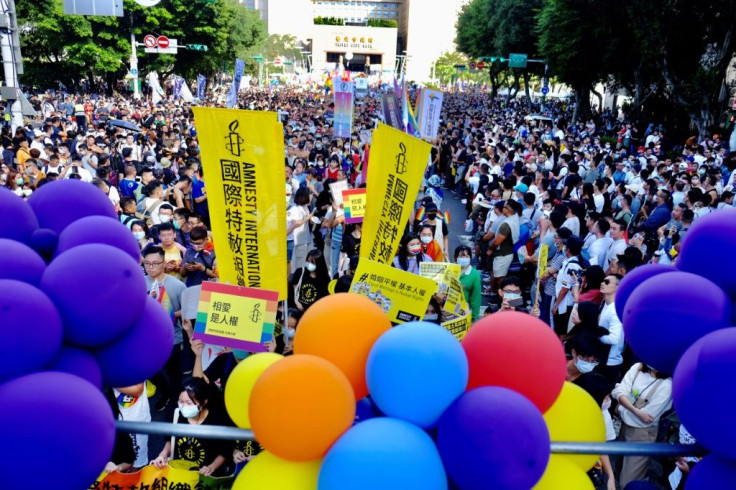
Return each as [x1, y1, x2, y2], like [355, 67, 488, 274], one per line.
[541, 86, 549, 95]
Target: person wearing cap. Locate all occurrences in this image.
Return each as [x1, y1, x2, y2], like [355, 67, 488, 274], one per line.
[552, 234, 585, 336]
[30, 129, 48, 160]
[512, 182, 528, 202]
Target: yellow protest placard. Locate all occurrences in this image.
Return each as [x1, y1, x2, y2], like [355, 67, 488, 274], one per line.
[443, 275, 469, 317]
[420, 262, 461, 295]
[442, 314, 472, 341]
[538, 243, 549, 278]
[192, 108, 287, 299]
[351, 258, 437, 323]
[192, 282, 278, 353]
[343, 188, 367, 224]
[361, 123, 432, 265]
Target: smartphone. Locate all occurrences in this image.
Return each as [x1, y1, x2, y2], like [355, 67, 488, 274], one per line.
[507, 295, 524, 308]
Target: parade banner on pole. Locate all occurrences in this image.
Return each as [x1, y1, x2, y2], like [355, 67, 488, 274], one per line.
[179, 78, 194, 103]
[343, 188, 367, 224]
[173, 75, 184, 100]
[351, 258, 437, 323]
[419, 262, 461, 296]
[415, 88, 444, 141]
[197, 74, 207, 99]
[192, 107, 287, 299]
[360, 123, 432, 265]
[381, 92, 400, 130]
[332, 77, 354, 138]
[227, 58, 245, 108]
[443, 275, 469, 317]
[192, 281, 277, 353]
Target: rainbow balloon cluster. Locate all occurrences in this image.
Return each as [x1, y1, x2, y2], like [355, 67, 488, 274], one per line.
[0, 182, 173, 490]
[617, 208, 736, 487]
[226, 295, 606, 489]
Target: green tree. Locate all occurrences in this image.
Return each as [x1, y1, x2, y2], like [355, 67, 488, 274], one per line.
[16, 0, 265, 91]
[433, 51, 487, 86]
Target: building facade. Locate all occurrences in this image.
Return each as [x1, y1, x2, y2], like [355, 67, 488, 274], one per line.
[248, 0, 469, 82]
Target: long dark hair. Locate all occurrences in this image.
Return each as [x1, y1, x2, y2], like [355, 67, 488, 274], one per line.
[396, 232, 426, 271]
[305, 248, 330, 283]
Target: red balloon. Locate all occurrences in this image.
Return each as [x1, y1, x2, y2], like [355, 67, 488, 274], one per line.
[461, 312, 566, 413]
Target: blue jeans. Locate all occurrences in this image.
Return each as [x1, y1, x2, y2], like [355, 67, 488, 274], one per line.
[539, 291, 553, 327]
[330, 239, 341, 278]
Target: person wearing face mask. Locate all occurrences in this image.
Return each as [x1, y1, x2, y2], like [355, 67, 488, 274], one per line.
[565, 332, 604, 384]
[455, 245, 481, 321]
[414, 202, 449, 258]
[393, 233, 432, 274]
[267, 308, 302, 356]
[612, 362, 673, 487]
[180, 226, 217, 287]
[423, 296, 444, 325]
[418, 224, 443, 262]
[290, 249, 330, 312]
[152, 378, 233, 476]
[130, 220, 152, 250]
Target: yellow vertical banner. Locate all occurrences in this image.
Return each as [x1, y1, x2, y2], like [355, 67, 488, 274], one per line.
[192, 108, 287, 300]
[360, 123, 432, 265]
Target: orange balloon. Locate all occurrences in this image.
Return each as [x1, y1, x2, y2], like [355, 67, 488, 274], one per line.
[294, 293, 391, 399]
[249, 354, 356, 462]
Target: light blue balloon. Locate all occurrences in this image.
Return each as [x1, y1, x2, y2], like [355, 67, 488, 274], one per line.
[366, 321, 468, 428]
[319, 417, 447, 490]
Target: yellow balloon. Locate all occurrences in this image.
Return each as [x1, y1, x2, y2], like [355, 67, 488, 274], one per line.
[224, 352, 283, 429]
[232, 451, 321, 490]
[543, 381, 605, 471]
[534, 455, 594, 490]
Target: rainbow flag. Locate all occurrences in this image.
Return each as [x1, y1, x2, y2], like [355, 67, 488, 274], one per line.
[401, 74, 420, 138]
[415, 207, 451, 224]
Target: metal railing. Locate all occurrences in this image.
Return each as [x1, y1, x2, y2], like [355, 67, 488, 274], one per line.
[116, 421, 707, 457]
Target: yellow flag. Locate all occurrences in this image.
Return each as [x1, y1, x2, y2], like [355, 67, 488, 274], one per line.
[192, 108, 287, 299]
[360, 123, 432, 265]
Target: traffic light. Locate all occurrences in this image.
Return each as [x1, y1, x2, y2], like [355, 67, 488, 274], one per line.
[189, 45, 209, 52]
[481, 56, 506, 63]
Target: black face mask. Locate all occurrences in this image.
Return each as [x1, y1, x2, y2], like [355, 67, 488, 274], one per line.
[427, 213, 437, 220]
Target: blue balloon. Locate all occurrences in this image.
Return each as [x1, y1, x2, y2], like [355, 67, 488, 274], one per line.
[319, 417, 447, 490]
[56, 215, 141, 262]
[678, 208, 736, 297]
[27, 179, 116, 235]
[0, 372, 115, 490]
[0, 279, 63, 383]
[0, 186, 39, 243]
[95, 296, 174, 387]
[0, 238, 46, 285]
[685, 455, 736, 489]
[48, 345, 103, 389]
[437, 387, 550, 490]
[41, 243, 147, 347]
[615, 263, 676, 320]
[673, 327, 736, 460]
[366, 321, 468, 428]
[623, 271, 731, 375]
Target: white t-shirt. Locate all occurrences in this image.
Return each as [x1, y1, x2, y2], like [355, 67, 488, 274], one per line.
[593, 193, 605, 213]
[113, 387, 151, 467]
[599, 301, 624, 366]
[562, 216, 580, 236]
[287, 205, 311, 244]
[63, 166, 93, 182]
[605, 238, 627, 271]
[588, 236, 613, 267]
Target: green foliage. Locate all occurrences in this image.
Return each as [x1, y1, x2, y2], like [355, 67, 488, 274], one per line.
[433, 51, 488, 85]
[313, 16, 344, 25]
[16, 0, 266, 89]
[366, 18, 398, 28]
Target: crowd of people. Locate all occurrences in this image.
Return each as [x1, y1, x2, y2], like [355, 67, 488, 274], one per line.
[5, 83, 731, 489]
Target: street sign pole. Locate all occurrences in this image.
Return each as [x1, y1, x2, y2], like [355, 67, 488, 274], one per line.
[130, 32, 139, 100]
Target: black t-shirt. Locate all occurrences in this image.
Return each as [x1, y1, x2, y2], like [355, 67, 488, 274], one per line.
[203, 353, 238, 392]
[290, 268, 329, 309]
[341, 232, 361, 257]
[174, 409, 234, 474]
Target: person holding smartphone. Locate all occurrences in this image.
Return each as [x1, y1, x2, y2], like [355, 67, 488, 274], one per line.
[497, 277, 527, 313]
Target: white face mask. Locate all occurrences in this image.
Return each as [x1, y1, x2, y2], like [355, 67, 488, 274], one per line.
[424, 313, 439, 321]
[133, 231, 145, 241]
[575, 358, 598, 374]
[305, 262, 317, 272]
[179, 403, 200, 419]
[457, 257, 471, 268]
[420, 235, 432, 244]
[159, 215, 171, 223]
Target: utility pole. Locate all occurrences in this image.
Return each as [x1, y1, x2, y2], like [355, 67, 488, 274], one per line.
[0, 0, 24, 130]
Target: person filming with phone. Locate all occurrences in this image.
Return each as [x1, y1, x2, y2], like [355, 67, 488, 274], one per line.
[496, 277, 528, 313]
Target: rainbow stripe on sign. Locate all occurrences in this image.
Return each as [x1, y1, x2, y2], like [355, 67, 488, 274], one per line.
[193, 282, 278, 353]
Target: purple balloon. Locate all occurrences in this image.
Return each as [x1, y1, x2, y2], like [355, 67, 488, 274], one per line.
[29, 228, 59, 261]
[41, 244, 147, 347]
[0, 238, 46, 285]
[673, 327, 736, 459]
[56, 215, 141, 262]
[47, 345, 103, 389]
[623, 271, 731, 375]
[0, 279, 63, 383]
[95, 296, 174, 387]
[678, 208, 736, 296]
[0, 186, 38, 242]
[27, 179, 116, 234]
[0, 372, 114, 490]
[686, 455, 736, 489]
[615, 263, 676, 320]
[436, 387, 550, 490]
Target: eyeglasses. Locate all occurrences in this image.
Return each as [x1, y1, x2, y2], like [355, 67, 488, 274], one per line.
[143, 261, 164, 267]
[603, 278, 614, 285]
[502, 289, 521, 294]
